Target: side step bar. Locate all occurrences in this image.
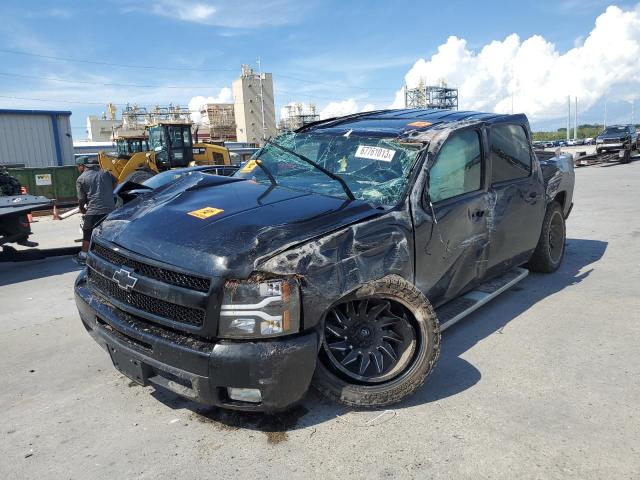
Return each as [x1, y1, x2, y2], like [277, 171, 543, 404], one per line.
[436, 267, 529, 331]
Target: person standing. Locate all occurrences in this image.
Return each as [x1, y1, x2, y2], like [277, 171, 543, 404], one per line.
[75, 157, 116, 262]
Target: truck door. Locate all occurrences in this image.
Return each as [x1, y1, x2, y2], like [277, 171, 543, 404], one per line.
[413, 128, 490, 306]
[485, 123, 545, 277]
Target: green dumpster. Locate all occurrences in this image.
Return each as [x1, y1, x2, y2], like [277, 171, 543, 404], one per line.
[8, 166, 79, 203]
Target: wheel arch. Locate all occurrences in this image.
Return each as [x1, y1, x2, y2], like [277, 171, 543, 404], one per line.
[552, 191, 566, 210]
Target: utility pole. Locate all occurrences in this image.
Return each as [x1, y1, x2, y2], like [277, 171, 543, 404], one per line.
[256, 57, 266, 143]
[574, 97, 578, 140]
[567, 96, 571, 141]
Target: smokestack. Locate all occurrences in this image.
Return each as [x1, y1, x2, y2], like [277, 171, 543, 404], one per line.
[567, 96, 570, 141]
[574, 97, 578, 140]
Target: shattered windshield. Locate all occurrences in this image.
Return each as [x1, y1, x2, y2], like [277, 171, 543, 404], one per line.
[233, 131, 422, 207]
[602, 126, 626, 134]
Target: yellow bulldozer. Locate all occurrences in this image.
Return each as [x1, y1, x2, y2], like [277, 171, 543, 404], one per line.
[98, 105, 233, 184]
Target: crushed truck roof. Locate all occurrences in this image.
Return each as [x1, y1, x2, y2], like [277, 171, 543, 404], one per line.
[298, 109, 528, 137]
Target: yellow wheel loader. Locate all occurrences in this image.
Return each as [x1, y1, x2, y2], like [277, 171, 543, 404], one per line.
[99, 121, 232, 184]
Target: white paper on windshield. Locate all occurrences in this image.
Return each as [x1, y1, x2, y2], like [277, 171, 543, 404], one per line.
[355, 145, 396, 162]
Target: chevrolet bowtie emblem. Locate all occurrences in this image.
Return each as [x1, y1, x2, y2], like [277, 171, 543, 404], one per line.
[112, 267, 138, 292]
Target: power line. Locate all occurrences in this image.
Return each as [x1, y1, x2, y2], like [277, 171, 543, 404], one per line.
[0, 48, 394, 93]
[0, 94, 115, 105]
[0, 72, 394, 104]
[274, 73, 392, 91]
[0, 49, 238, 72]
[0, 71, 225, 89]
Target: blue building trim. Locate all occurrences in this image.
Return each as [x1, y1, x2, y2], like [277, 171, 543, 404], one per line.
[0, 109, 72, 116]
[49, 114, 64, 166]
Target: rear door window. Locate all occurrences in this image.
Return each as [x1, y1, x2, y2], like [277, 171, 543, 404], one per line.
[429, 130, 482, 203]
[490, 124, 532, 183]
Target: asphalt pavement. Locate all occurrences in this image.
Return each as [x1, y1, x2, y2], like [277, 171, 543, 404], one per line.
[1, 157, 639, 479]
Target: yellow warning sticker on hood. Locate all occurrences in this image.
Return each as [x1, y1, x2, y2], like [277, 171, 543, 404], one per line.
[407, 121, 432, 128]
[241, 159, 259, 173]
[188, 207, 224, 219]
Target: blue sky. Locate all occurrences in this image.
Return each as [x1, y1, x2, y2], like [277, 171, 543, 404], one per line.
[0, 0, 638, 138]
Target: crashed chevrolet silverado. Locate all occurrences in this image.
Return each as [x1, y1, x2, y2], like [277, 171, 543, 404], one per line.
[75, 109, 574, 411]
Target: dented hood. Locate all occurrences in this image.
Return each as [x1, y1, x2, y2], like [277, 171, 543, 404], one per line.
[97, 173, 379, 278]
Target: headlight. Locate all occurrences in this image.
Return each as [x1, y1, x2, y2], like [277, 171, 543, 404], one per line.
[218, 277, 300, 338]
[596, 138, 603, 143]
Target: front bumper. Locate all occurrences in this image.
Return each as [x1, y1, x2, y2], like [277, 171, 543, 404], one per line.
[75, 271, 320, 412]
[597, 142, 627, 150]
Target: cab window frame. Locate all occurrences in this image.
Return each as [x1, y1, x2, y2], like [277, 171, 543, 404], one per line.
[424, 127, 485, 206]
[489, 123, 533, 185]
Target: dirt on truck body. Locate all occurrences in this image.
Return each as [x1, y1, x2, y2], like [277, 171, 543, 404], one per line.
[75, 108, 575, 411]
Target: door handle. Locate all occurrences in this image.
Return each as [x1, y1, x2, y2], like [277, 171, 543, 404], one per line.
[470, 209, 485, 221]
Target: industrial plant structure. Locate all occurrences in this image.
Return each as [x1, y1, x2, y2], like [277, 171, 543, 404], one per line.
[232, 65, 277, 144]
[200, 103, 237, 142]
[404, 80, 459, 110]
[278, 103, 320, 132]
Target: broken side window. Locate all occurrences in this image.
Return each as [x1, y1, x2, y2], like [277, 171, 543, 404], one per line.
[490, 124, 531, 183]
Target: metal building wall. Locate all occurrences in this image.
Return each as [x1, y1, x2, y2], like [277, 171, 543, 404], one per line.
[55, 115, 74, 165]
[0, 111, 74, 167]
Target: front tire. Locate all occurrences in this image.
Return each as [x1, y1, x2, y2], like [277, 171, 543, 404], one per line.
[528, 201, 566, 273]
[621, 148, 631, 164]
[312, 276, 440, 408]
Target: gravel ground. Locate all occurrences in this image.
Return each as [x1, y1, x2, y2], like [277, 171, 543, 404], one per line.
[1, 157, 639, 479]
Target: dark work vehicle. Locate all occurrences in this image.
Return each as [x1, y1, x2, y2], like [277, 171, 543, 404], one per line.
[1, 168, 52, 249]
[75, 109, 575, 411]
[596, 124, 639, 162]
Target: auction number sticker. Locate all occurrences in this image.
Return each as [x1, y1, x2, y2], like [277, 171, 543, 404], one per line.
[355, 145, 396, 162]
[188, 207, 224, 219]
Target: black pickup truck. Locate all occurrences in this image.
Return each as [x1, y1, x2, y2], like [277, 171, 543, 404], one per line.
[75, 109, 574, 411]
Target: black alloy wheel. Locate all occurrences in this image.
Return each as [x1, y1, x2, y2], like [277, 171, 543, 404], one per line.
[323, 298, 417, 383]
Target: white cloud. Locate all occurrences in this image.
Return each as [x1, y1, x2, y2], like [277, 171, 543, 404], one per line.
[188, 87, 233, 123]
[391, 5, 640, 121]
[319, 99, 376, 119]
[131, 0, 314, 28]
[150, 1, 216, 22]
[46, 8, 73, 19]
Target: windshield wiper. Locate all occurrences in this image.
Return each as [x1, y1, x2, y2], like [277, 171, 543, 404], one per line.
[252, 157, 278, 187]
[266, 140, 355, 200]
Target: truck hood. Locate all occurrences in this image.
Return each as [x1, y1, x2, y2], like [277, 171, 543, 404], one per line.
[97, 173, 380, 278]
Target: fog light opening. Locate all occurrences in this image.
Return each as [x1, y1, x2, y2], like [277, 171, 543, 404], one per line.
[227, 387, 262, 403]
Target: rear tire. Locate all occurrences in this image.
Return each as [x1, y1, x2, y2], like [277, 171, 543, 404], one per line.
[312, 276, 440, 408]
[528, 201, 566, 273]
